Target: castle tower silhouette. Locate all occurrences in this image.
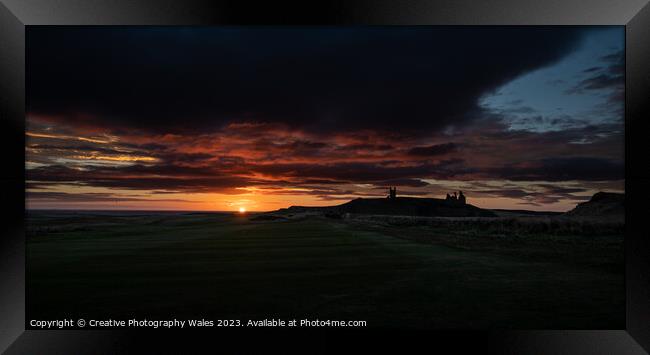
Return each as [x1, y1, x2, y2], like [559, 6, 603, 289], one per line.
[388, 187, 397, 200]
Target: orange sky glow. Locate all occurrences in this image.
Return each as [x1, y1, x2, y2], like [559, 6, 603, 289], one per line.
[25, 116, 624, 213]
[26, 28, 624, 213]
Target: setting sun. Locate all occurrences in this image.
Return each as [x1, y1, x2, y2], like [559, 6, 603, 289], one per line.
[239, 207, 246, 213]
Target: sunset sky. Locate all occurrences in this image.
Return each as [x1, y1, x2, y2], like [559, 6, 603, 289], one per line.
[26, 27, 624, 212]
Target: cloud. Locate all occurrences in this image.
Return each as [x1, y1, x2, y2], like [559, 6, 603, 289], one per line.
[26, 164, 255, 193]
[566, 49, 623, 95]
[27, 27, 587, 136]
[493, 157, 624, 181]
[407, 143, 458, 157]
[26, 191, 195, 203]
[373, 179, 430, 188]
[535, 184, 588, 194]
[25, 117, 625, 198]
[253, 159, 470, 183]
[573, 74, 623, 91]
[476, 184, 591, 205]
[583, 66, 601, 73]
[24, 28, 624, 209]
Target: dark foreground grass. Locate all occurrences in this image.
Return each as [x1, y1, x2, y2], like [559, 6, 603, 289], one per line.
[27, 211, 623, 329]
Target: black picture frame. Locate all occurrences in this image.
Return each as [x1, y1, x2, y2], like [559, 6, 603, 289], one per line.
[1, 1, 649, 353]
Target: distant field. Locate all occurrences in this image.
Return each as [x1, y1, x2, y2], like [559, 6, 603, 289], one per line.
[27, 211, 624, 329]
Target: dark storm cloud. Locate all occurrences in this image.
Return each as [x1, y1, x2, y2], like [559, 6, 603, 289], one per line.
[547, 116, 589, 128]
[374, 178, 430, 187]
[28, 141, 219, 167]
[159, 152, 214, 164]
[28, 144, 128, 155]
[573, 74, 622, 91]
[566, 49, 623, 95]
[253, 159, 470, 182]
[25, 153, 622, 196]
[478, 187, 590, 205]
[600, 50, 624, 64]
[26, 158, 469, 193]
[122, 142, 169, 151]
[83, 177, 250, 193]
[478, 121, 623, 150]
[27, 27, 588, 135]
[26, 164, 255, 193]
[265, 140, 330, 158]
[27, 191, 193, 203]
[534, 184, 588, 194]
[334, 144, 395, 152]
[583, 66, 602, 73]
[407, 143, 458, 157]
[494, 157, 624, 181]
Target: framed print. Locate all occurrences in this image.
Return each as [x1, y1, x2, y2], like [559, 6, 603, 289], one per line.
[1, 1, 649, 353]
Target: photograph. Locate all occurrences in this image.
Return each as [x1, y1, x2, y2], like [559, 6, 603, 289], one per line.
[25, 26, 625, 329]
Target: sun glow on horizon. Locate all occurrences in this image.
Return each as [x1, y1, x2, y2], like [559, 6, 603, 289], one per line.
[239, 206, 247, 213]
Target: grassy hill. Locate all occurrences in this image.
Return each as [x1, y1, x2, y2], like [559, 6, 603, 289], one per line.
[27, 210, 623, 329]
[279, 197, 496, 218]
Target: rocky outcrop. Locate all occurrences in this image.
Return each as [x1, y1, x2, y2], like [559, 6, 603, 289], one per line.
[565, 192, 624, 217]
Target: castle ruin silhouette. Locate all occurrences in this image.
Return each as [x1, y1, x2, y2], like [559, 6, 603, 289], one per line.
[386, 186, 466, 205]
[445, 190, 466, 205]
[387, 187, 397, 200]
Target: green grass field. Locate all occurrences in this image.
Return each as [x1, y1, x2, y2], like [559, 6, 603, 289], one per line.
[26, 211, 624, 329]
